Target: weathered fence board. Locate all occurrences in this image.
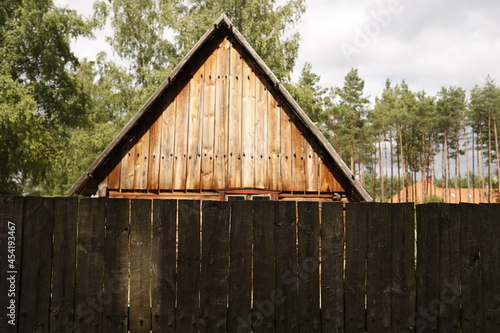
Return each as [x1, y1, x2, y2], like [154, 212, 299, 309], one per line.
[1, 198, 499, 333]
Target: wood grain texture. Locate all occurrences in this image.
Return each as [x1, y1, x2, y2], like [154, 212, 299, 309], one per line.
[134, 130, 150, 190]
[241, 57, 255, 188]
[201, 52, 216, 190]
[280, 100, 292, 192]
[227, 43, 242, 188]
[148, 115, 162, 190]
[186, 64, 204, 189]
[254, 74, 268, 189]
[159, 94, 176, 190]
[267, 88, 281, 190]
[173, 83, 190, 190]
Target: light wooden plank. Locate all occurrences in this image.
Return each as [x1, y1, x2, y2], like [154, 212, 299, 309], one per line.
[121, 139, 135, 189]
[213, 38, 230, 189]
[148, 116, 162, 190]
[201, 52, 217, 190]
[227, 43, 242, 188]
[304, 139, 319, 193]
[254, 74, 267, 189]
[159, 95, 176, 190]
[280, 100, 292, 192]
[241, 58, 255, 188]
[291, 121, 306, 193]
[267, 88, 281, 191]
[134, 130, 150, 190]
[173, 83, 190, 190]
[107, 160, 121, 190]
[186, 64, 204, 190]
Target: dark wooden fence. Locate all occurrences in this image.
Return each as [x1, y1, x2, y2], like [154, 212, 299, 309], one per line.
[1, 197, 499, 332]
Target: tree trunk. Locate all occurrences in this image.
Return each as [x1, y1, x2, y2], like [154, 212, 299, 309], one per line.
[464, 127, 471, 202]
[494, 119, 500, 201]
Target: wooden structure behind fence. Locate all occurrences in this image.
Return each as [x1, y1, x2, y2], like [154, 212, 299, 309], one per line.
[1, 197, 499, 332]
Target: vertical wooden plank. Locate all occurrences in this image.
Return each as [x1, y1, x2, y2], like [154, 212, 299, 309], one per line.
[254, 76, 268, 189]
[129, 199, 151, 333]
[74, 198, 106, 332]
[280, 103, 292, 192]
[415, 203, 440, 333]
[460, 204, 483, 331]
[121, 139, 135, 189]
[173, 83, 190, 190]
[227, 201, 253, 332]
[366, 203, 391, 332]
[201, 52, 216, 190]
[274, 201, 298, 333]
[0, 196, 24, 333]
[304, 139, 318, 193]
[134, 130, 150, 190]
[186, 64, 204, 190]
[267, 89, 281, 191]
[481, 204, 500, 331]
[291, 125, 306, 193]
[176, 200, 200, 331]
[148, 117, 162, 190]
[391, 203, 416, 332]
[199, 201, 230, 332]
[253, 201, 276, 332]
[241, 58, 255, 188]
[213, 38, 230, 189]
[321, 202, 345, 333]
[228, 44, 242, 188]
[108, 160, 122, 190]
[345, 203, 367, 333]
[438, 204, 461, 332]
[297, 201, 320, 331]
[159, 96, 176, 190]
[17, 197, 53, 333]
[102, 198, 129, 333]
[50, 197, 78, 333]
[151, 199, 177, 331]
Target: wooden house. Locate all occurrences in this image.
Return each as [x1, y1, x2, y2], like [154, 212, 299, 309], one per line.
[68, 14, 372, 202]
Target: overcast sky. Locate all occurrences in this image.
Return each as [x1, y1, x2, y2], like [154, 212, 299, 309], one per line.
[58, 0, 500, 104]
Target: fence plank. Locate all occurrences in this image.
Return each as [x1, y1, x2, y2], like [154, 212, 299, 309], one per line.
[103, 198, 129, 333]
[438, 204, 461, 332]
[253, 201, 276, 332]
[151, 199, 177, 331]
[298, 201, 320, 331]
[482, 204, 500, 331]
[176, 200, 201, 331]
[18, 197, 54, 333]
[416, 203, 440, 333]
[0, 196, 24, 333]
[74, 198, 106, 332]
[391, 203, 416, 333]
[460, 204, 482, 331]
[321, 202, 344, 333]
[50, 197, 78, 333]
[275, 201, 298, 333]
[345, 203, 367, 332]
[200, 201, 230, 331]
[129, 199, 152, 333]
[367, 203, 391, 332]
[228, 201, 253, 332]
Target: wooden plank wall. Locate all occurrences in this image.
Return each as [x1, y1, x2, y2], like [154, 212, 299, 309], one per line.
[1, 198, 499, 332]
[102, 37, 344, 194]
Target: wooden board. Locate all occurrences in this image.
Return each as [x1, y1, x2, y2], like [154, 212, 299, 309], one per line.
[173, 83, 190, 190]
[253, 201, 276, 332]
[297, 201, 320, 331]
[201, 52, 217, 189]
[320, 202, 345, 332]
[148, 115, 162, 190]
[151, 199, 177, 331]
[129, 199, 152, 333]
[241, 58, 256, 188]
[254, 75, 268, 189]
[176, 200, 200, 331]
[291, 123, 306, 193]
[391, 203, 416, 332]
[199, 201, 230, 331]
[186, 64, 204, 189]
[304, 139, 318, 193]
[415, 203, 440, 333]
[213, 38, 230, 189]
[50, 197, 78, 332]
[366, 203, 391, 332]
[280, 101, 292, 191]
[159, 95, 176, 190]
[227, 43, 242, 188]
[74, 198, 106, 332]
[459, 204, 483, 331]
[134, 130, 150, 190]
[344, 203, 367, 332]
[274, 201, 298, 332]
[0, 196, 24, 333]
[108, 160, 122, 190]
[267, 89, 281, 190]
[121, 138, 136, 189]
[103, 198, 129, 332]
[227, 201, 253, 332]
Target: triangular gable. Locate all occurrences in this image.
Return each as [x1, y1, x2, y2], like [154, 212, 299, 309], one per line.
[68, 14, 372, 202]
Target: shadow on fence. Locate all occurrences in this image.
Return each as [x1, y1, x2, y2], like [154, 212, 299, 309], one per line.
[0, 197, 499, 332]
